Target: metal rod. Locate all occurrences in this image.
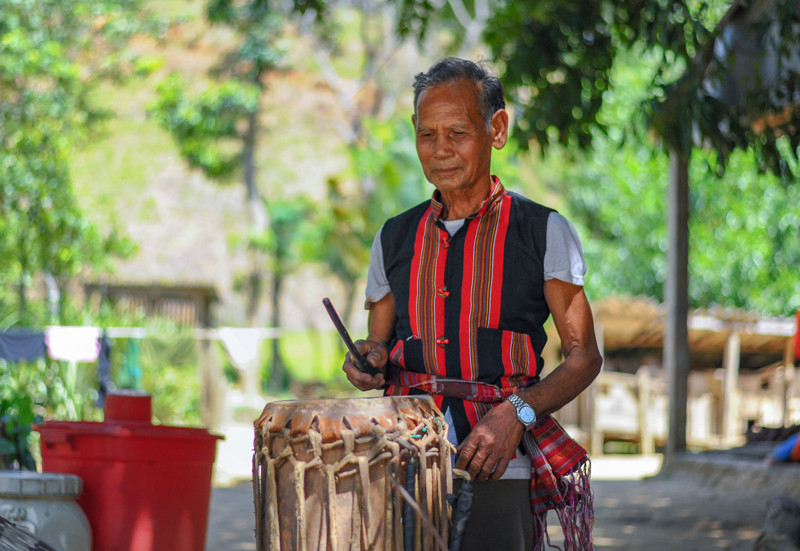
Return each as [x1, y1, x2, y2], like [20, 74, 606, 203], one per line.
[403, 457, 418, 551]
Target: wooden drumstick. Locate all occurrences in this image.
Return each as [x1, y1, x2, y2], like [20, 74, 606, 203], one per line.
[322, 297, 380, 376]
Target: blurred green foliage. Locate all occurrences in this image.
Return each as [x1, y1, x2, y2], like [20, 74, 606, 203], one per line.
[0, 0, 163, 326]
[0, 339, 201, 438]
[259, 196, 318, 389]
[688, 147, 800, 314]
[0, 355, 100, 470]
[136, 328, 203, 426]
[545, 51, 800, 316]
[149, 0, 304, 385]
[263, 328, 355, 389]
[150, 74, 260, 179]
[305, 116, 426, 323]
[0, 381, 42, 470]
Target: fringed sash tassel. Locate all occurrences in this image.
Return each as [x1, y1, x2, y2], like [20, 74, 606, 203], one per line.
[527, 416, 594, 550]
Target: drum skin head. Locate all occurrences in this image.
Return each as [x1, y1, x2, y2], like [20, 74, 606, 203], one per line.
[255, 396, 441, 443]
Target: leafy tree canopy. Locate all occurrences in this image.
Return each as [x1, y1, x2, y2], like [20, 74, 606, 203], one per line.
[0, 0, 153, 324]
[547, 50, 800, 316]
[397, 0, 800, 179]
[151, 74, 260, 179]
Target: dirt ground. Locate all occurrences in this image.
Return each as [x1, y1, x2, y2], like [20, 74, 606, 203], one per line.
[205, 454, 782, 550]
[578, 476, 767, 550]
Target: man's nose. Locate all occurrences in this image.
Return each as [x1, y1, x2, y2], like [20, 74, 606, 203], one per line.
[431, 134, 453, 158]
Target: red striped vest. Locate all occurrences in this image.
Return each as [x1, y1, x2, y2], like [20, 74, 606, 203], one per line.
[381, 178, 554, 441]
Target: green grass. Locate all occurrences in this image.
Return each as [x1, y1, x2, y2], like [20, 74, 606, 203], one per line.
[266, 329, 351, 385]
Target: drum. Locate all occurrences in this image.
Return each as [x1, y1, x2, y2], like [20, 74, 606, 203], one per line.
[253, 396, 453, 551]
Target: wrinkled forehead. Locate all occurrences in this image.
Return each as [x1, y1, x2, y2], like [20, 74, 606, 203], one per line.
[415, 79, 483, 122]
[415, 78, 481, 113]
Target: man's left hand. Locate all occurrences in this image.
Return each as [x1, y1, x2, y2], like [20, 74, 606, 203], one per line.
[455, 400, 525, 482]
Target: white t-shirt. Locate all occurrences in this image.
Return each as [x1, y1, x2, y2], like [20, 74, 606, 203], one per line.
[366, 211, 586, 304]
[365, 211, 587, 479]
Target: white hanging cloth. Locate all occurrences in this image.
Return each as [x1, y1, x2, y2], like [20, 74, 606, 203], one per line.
[45, 326, 102, 363]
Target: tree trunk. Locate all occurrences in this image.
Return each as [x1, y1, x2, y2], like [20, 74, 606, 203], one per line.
[18, 235, 27, 324]
[17, 275, 26, 325]
[243, 102, 268, 327]
[665, 148, 690, 458]
[269, 270, 285, 391]
[44, 272, 60, 324]
[342, 278, 358, 331]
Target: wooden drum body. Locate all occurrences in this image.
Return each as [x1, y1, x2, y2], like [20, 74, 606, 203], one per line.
[253, 396, 452, 551]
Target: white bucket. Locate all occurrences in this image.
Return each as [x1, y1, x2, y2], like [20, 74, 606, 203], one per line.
[0, 471, 91, 551]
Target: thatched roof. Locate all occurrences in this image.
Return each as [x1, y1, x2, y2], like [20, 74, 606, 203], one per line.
[593, 296, 797, 370]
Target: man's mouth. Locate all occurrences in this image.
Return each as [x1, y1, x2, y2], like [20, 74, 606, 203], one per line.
[434, 167, 459, 175]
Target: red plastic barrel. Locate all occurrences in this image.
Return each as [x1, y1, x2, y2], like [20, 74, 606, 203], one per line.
[36, 390, 223, 551]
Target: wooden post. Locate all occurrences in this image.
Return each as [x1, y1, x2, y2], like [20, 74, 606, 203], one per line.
[664, 149, 690, 458]
[722, 332, 741, 445]
[785, 337, 796, 426]
[198, 338, 224, 431]
[589, 319, 605, 456]
[637, 366, 655, 455]
[580, 377, 596, 452]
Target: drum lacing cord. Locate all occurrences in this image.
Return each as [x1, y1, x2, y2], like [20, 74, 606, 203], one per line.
[391, 420, 455, 551]
[256, 422, 409, 551]
[255, 412, 454, 551]
[389, 469, 448, 551]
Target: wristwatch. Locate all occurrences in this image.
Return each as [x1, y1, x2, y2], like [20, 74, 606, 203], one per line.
[508, 393, 537, 428]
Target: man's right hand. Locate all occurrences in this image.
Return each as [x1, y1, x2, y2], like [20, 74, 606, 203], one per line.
[342, 339, 388, 391]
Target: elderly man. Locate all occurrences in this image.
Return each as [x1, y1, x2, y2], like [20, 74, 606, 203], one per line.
[342, 57, 602, 550]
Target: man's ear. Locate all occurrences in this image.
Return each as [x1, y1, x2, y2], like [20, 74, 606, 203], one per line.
[491, 109, 509, 150]
[412, 114, 417, 129]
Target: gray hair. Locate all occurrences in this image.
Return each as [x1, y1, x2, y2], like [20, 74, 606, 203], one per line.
[413, 57, 505, 129]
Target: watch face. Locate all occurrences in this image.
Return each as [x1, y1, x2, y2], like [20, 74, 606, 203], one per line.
[519, 407, 536, 425]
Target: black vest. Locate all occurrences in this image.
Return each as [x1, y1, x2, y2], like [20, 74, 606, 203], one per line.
[380, 180, 555, 440]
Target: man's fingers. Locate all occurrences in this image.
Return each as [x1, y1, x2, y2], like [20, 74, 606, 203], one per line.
[477, 463, 494, 481]
[457, 437, 513, 481]
[366, 349, 384, 367]
[471, 450, 504, 481]
[455, 440, 476, 470]
[488, 457, 509, 481]
[456, 442, 492, 480]
[347, 339, 388, 373]
[343, 360, 385, 391]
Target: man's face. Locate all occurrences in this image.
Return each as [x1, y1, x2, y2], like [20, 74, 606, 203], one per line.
[413, 79, 505, 197]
